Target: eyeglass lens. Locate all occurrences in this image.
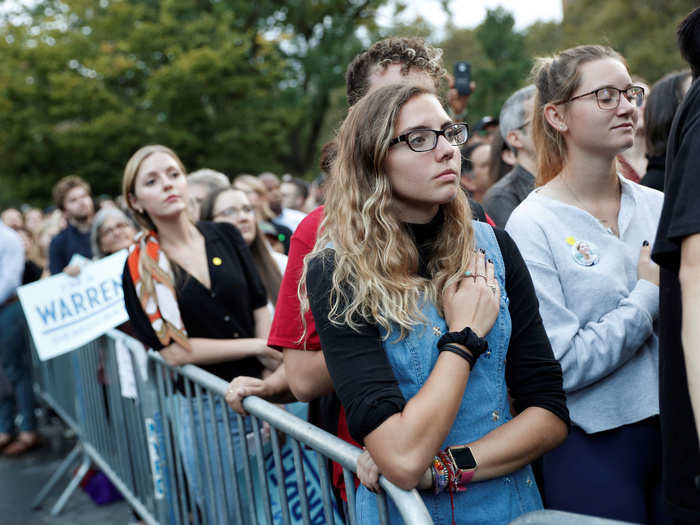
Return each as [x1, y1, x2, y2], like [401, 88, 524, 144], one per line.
[596, 87, 644, 109]
[407, 124, 468, 152]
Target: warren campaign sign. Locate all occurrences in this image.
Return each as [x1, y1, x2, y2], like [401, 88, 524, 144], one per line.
[18, 250, 129, 361]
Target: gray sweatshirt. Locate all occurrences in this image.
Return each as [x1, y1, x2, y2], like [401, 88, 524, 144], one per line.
[505, 176, 663, 433]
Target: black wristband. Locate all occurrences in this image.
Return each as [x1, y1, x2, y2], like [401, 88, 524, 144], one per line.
[438, 327, 488, 358]
[440, 343, 476, 370]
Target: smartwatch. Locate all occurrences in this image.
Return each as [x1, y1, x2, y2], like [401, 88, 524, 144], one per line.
[447, 445, 478, 488]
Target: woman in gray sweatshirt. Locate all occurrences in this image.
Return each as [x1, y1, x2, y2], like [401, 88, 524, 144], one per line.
[506, 45, 669, 524]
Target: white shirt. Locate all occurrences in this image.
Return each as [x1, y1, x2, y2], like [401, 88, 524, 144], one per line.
[0, 223, 24, 304]
[506, 175, 663, 433]
[273, 208, 306, 232]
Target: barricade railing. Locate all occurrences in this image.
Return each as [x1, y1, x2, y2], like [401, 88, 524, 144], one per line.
[29, 330, 638, 525]
[29, 329, 433, 524]
[510, 510, 637, 524]
[31, 330, 163, 523]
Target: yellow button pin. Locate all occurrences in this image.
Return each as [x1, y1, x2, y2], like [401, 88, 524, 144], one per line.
[212, 257, 222, 266]
[566, 236, 576, 246]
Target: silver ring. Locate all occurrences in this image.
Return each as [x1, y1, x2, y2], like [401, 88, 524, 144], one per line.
[487, 282, 497, 294]
[475, 273, 488, 281]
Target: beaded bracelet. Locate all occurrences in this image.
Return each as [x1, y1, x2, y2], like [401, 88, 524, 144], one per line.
[431, 455, 449, 495]
[438, 450, 463, 493]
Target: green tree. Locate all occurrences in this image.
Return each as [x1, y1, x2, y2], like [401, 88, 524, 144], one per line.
[439, 7, 531, 123]
[525, 0, 697, 83]
[0, 0, 386, 206]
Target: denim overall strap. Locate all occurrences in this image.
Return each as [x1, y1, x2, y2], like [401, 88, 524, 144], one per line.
[357, 221, 542, 524]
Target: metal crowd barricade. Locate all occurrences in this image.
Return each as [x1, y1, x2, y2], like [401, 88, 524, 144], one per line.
[510, 511, 637, 524]
[29, 329, 433, 524]
[28, 329, 642, 525]
[31, 330, 164, 523]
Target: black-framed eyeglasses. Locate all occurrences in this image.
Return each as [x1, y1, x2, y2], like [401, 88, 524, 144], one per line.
[214, 205, 254, 219]
[562, 85, 645, 110]
[389, 122, 469, 152]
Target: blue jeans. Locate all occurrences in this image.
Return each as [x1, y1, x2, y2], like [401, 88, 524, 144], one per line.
[177, 393, 254, 523]
[0, 302, 36, 434]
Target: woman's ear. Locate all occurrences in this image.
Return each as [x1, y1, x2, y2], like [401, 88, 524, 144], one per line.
[128, 193, 142, 214]
[544, 103, 568, 133]
[501, 148, 516, 166]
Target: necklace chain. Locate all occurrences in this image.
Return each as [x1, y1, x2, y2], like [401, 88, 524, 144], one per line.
[560, 174, 620, 237]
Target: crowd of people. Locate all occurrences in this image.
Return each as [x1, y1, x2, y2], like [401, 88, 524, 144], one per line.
[1, 6, 699, 525]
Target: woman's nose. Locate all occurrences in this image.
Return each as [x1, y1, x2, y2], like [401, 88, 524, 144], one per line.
[435, 135, 455, 160]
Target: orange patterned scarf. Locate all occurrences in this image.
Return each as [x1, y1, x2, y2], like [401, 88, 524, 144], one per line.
[126, 230, 191, 351]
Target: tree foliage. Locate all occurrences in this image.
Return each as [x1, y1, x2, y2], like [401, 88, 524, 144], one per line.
[0, 0, 383, 205]
[1, 0, 697, 206]
[440, 1, 695, 126]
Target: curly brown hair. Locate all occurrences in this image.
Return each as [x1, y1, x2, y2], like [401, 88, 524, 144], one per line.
[52, 175, 91, 211]
[345, 37, 445, 107]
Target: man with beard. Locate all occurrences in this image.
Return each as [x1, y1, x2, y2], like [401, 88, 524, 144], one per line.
[49, 175, 95, 274]
[259, 172, 306, 232]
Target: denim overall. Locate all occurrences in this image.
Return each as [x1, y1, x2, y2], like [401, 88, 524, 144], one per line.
[356, 221, 543, 524]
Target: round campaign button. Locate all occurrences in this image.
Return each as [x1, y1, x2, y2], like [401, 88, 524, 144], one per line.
[571, 239, 600, 267]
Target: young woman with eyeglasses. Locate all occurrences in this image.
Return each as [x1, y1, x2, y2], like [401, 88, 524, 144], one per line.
[120, 145, 282, 523]
[201, 187, 286, 307]
[505, 45, 670, 523]
[300, 83, 569, 524]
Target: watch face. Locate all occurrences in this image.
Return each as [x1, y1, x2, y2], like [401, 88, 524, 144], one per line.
[450, 446, 477, 470]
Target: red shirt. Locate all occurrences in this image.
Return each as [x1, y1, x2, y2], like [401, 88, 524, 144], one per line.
[268, 206, 324, 350]
[267, 205, 359, 499]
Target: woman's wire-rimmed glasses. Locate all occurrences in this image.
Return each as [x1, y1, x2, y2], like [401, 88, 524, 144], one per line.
[389, 122, 469, 152]
[562, 85, 645, 110]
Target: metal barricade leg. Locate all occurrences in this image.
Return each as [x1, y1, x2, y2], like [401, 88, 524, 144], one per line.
[315, 449, 336, 525]
[343, 467, 358, 525]
[31, 443, 83, 509]
[236, 412, 259, 525]
[290, 438, 312, 525]
[252, 416, 274, 525]
[50, 450, 91, 516]
[220, 405, 244, 524]
[270, 428, 292, 525]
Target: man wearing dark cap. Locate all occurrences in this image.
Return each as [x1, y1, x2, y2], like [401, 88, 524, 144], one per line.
[472, 115, 499, 143]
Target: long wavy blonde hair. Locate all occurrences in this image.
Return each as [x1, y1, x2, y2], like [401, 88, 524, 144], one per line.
[299, 84, 475, 338]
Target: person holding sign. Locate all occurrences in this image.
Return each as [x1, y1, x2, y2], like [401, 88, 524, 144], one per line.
[120, 145, 281, 523]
